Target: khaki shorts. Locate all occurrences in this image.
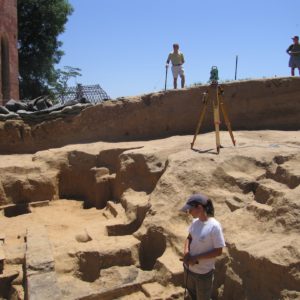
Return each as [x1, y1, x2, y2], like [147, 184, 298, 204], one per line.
[171, 65, 185, 79]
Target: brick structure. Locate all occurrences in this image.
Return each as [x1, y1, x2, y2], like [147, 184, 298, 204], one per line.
[0, 0, 19, 106]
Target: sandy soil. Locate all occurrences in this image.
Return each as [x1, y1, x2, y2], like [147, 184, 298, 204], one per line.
[0, 130, 300, 300]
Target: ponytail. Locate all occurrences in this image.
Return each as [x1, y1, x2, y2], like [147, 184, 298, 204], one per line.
[203, 199, 214, 217]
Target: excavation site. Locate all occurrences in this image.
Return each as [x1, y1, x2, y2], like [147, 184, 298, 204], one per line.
[0, 77, 300, 300]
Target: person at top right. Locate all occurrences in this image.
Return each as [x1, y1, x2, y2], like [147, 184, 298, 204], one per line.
[286, 35, 300, 76]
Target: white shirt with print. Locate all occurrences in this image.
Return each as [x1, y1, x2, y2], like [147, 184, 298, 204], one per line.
[188, 217, 225, 274]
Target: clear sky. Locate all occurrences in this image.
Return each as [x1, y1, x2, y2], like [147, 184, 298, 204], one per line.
[57, 0, 300, 99]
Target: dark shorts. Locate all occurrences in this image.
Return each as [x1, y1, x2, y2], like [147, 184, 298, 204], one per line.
[289, 56, 300, 68]
[184, 267, 214, 300]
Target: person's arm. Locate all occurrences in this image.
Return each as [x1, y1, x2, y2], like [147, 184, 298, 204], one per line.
[166, 53, 171, 67]
[188, 247, 223, 264]
[182, 234, 192, 264]
[287, 45, 293, 55]
[181, 53, 185, 64]
[184, 234, 192, 254]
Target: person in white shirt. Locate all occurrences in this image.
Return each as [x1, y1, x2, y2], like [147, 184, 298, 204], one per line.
[166, 43, 185, 89]
[180, 193, 225, 300]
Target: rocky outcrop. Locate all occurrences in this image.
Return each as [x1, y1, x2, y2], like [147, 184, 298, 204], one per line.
[0, 77, 300, 154]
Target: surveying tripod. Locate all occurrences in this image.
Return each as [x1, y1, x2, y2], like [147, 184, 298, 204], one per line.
[190, 67, 236, 154]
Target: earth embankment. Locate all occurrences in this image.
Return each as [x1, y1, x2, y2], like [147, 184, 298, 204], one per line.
[0, 77, 300, 154]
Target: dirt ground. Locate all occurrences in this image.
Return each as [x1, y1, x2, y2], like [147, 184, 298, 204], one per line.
[1, 130, 300, 299]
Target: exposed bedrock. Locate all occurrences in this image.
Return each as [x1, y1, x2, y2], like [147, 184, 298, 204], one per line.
[1, 77, 300, 154]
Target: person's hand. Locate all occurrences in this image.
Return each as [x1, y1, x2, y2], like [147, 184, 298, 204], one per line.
[165, 64, 169, 68]
[188, 255, 199, 265]
[182, 253, 198, 266]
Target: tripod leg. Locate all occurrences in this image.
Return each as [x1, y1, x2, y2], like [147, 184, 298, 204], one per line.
[191, 94, 208, 149]
[219, 93, 236, 146]
[213, 99, 221, 154]
[213, 102, 221, 153]
[212, 87, 221, 154]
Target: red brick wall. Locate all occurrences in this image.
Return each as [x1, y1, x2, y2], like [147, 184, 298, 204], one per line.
[0, 0, 19, 106]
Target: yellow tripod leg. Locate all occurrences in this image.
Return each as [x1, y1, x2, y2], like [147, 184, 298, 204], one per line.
[191, 93, 208, 149]
[219, 92, 236, 146]
[212, 86, 221, 153]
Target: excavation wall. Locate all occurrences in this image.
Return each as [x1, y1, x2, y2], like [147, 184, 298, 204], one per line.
[0, 77, 300, 154]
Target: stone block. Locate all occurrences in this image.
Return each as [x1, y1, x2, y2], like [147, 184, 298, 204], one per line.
[26, 271, 62, 300]
[25, 226, 54, 275]
[25, 226, 62, 299]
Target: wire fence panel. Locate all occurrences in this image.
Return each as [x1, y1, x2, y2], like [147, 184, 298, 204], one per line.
[55, 84, 111, 104]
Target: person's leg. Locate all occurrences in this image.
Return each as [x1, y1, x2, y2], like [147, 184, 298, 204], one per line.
[291, 67, 295, 76]
[173, 77, 178, 89]
[195, 271, 214, 300]
[295, 58, 300, 75]
[179, 66, 185, 88]
[181, 74, 185, 88]
[184, 269, 197, 300]
[171, 65, 179, 89]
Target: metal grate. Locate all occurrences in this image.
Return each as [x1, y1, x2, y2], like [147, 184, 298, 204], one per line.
[55, 84, 111, 104]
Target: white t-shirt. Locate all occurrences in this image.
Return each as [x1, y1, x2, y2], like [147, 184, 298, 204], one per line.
[188, 217, 225, 274]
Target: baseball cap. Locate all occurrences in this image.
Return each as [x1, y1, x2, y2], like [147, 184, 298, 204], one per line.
[292, 36, 299, 40]
[180, 193, 209, 212]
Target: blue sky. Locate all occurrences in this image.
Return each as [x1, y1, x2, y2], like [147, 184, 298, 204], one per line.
[57, 0, 300, 99]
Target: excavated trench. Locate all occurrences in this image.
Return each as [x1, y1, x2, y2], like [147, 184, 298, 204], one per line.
[1, 140, 300, 299]
[57, 148, 169, 281]
[0, 147, 171, 299]
[76, 249, 136, 283]
[139, 226, 167, 271]
[58, 150, 114, 209]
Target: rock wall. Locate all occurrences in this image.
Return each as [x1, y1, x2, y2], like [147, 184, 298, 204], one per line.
[0, 0, 19, 105]
[0, 77, 300, 154]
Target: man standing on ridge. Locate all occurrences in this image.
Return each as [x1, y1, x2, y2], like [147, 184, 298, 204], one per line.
[286, 35, 300, 76]
[166, 43, 185, 89]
